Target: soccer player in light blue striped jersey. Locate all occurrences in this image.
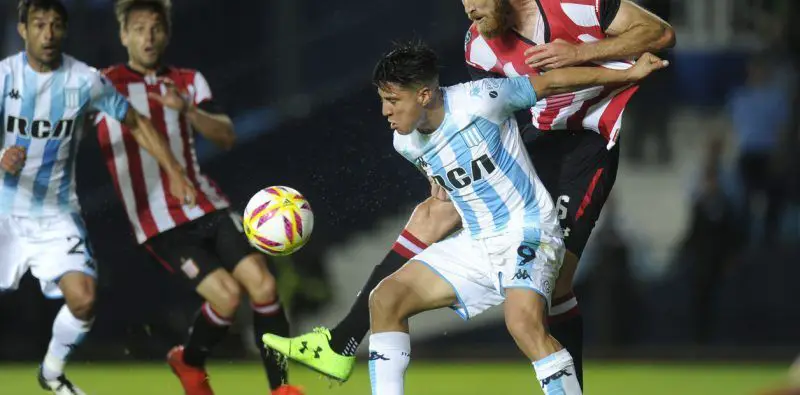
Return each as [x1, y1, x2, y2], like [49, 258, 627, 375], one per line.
[0, 1, 195, 394]
[367, 41, 666, 395]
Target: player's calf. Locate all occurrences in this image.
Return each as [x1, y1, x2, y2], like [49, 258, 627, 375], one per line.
[232, 254, 291, 390]
[504, 289, 582, 395]
[548, 250, 585, 388]
[41, 273, 96, 385]
[180, 269, 242, 370]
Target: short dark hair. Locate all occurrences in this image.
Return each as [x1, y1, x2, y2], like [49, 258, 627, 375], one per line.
[373, 40, 439, 91]
[18, 0, 68, 24]
[115, 0, 172, 32]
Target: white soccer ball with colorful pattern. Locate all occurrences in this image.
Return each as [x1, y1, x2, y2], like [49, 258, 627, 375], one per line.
[243, 186, 314, 256]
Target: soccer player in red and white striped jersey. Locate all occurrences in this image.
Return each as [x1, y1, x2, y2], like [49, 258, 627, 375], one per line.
[95, 1, 302, 394]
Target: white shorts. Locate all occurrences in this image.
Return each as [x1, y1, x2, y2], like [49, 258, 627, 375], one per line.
[415, 228, 564, 320]
[0, 214, 97, 298]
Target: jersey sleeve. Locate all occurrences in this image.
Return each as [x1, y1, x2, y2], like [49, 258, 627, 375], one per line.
[469, 77, 538, 121]
[599, 0, 622, 31]
[88, 71, 129, 122]
[192, 71, 213, 106]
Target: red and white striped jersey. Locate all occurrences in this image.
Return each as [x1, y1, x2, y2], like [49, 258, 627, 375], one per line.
[465, 0, 637, 148]
[96, 65, 229, 244]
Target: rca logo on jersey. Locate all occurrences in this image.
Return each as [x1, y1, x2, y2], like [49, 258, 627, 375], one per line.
[5, 116, 76, 139]
[430, 154, 497, 191]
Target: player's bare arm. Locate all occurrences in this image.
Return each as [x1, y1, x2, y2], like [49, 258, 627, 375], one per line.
[148, 78, 236, 150]
[525, 0, 675, 69]
[122, 107, 197, 205]
[530, 52, 667, 98]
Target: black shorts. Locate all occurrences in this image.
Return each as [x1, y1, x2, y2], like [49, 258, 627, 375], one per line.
[144, 209, 257, 286]
[526, 130, 620, 257]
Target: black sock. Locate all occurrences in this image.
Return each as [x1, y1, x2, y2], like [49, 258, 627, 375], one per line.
[253, 299, 290, 390]
[549, 294, 584, 389]
[329, 230, 426, 356]
[183, 302, 232, 368]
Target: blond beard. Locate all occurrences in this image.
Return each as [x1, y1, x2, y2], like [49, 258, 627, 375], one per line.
[478, 0, 512, 38]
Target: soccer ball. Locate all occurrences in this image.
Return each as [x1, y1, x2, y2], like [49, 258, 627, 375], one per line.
[243, 186, 314, 256]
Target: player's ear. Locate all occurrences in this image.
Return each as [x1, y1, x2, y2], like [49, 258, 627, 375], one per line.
[120, 26, 129, 47]
[417, 85, 432, 107]
[17, 23, 27, 42]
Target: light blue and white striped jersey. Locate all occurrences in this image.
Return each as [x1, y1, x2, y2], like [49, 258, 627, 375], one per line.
[394, 76, 559, 239]
[0, 52, 129, 217]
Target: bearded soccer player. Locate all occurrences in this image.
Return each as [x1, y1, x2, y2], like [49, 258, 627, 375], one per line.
[0, 1, 195, 394]
[94, 1, 301, 394]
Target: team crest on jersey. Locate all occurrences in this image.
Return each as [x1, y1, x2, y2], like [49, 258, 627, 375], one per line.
[459, 125, 484, 148]
[65, 89, 80, 109]
[464, 30, 472, 51]
[482, 79, 502, 90]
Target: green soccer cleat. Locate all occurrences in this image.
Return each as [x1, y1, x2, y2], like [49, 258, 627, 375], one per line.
[262, 327, 356, 382]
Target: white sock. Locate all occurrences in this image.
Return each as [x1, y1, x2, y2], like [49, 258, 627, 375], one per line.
[533, 349, 583, 395]
[368, 332, 411, 395]
[42, 305, 93, 380]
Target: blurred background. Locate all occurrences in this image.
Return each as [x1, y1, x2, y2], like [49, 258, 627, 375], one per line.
[0, 0, 799, 394]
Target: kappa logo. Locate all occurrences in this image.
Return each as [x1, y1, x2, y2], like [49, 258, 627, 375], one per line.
[369, 351, 390, 361]
[6, 89, 20, 100]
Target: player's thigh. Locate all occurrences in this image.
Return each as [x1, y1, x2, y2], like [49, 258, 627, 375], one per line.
[369, 260, 458, 322]
[28, 214, 98, 300]
[0, 216, 29, 294]
[210, 210, 277, 303]
[552, 133, 619, 260]
[390, 230, 504, 321]
[403, 197, 462, 245]
[144, 221, 240, 312]
[491, 228, 565, 312]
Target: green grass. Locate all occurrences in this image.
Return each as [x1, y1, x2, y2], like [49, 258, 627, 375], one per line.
[0, 361, 789, 394]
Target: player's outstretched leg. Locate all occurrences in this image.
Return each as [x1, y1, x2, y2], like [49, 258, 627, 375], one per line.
[505, 288, 582, 394]
[262, 198, 459, 382]
[232, 253, 303, 395]
[168, 269, 241, 395]
[38, 272, 94, 395]
[367, 260, 458, 395]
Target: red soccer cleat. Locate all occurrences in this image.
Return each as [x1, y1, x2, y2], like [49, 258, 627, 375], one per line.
[272, 384, 305, 395]
[167, 345, 214, 395]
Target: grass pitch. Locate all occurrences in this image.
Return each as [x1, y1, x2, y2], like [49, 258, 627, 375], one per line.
[0, 360, 789, 394]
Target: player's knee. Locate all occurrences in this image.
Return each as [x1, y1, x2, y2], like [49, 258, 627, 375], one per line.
[246, 270, 277, 305]
[66, 287, 95, 321]
[504, 299, 547, 341]
[369, 278, 411, 322]
[213, 279, 242, 316]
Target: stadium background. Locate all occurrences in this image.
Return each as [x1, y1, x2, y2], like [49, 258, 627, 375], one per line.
[1, 0, 800, 393]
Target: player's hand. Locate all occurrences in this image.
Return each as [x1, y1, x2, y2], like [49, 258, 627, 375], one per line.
[625, 53, 669, 82]
[167, 170, 197, 207]
[524, 39, 583, 69]
[430, 178, 450, 201]
[0, 146, 26, 175]
[148, 78, 192, 113]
